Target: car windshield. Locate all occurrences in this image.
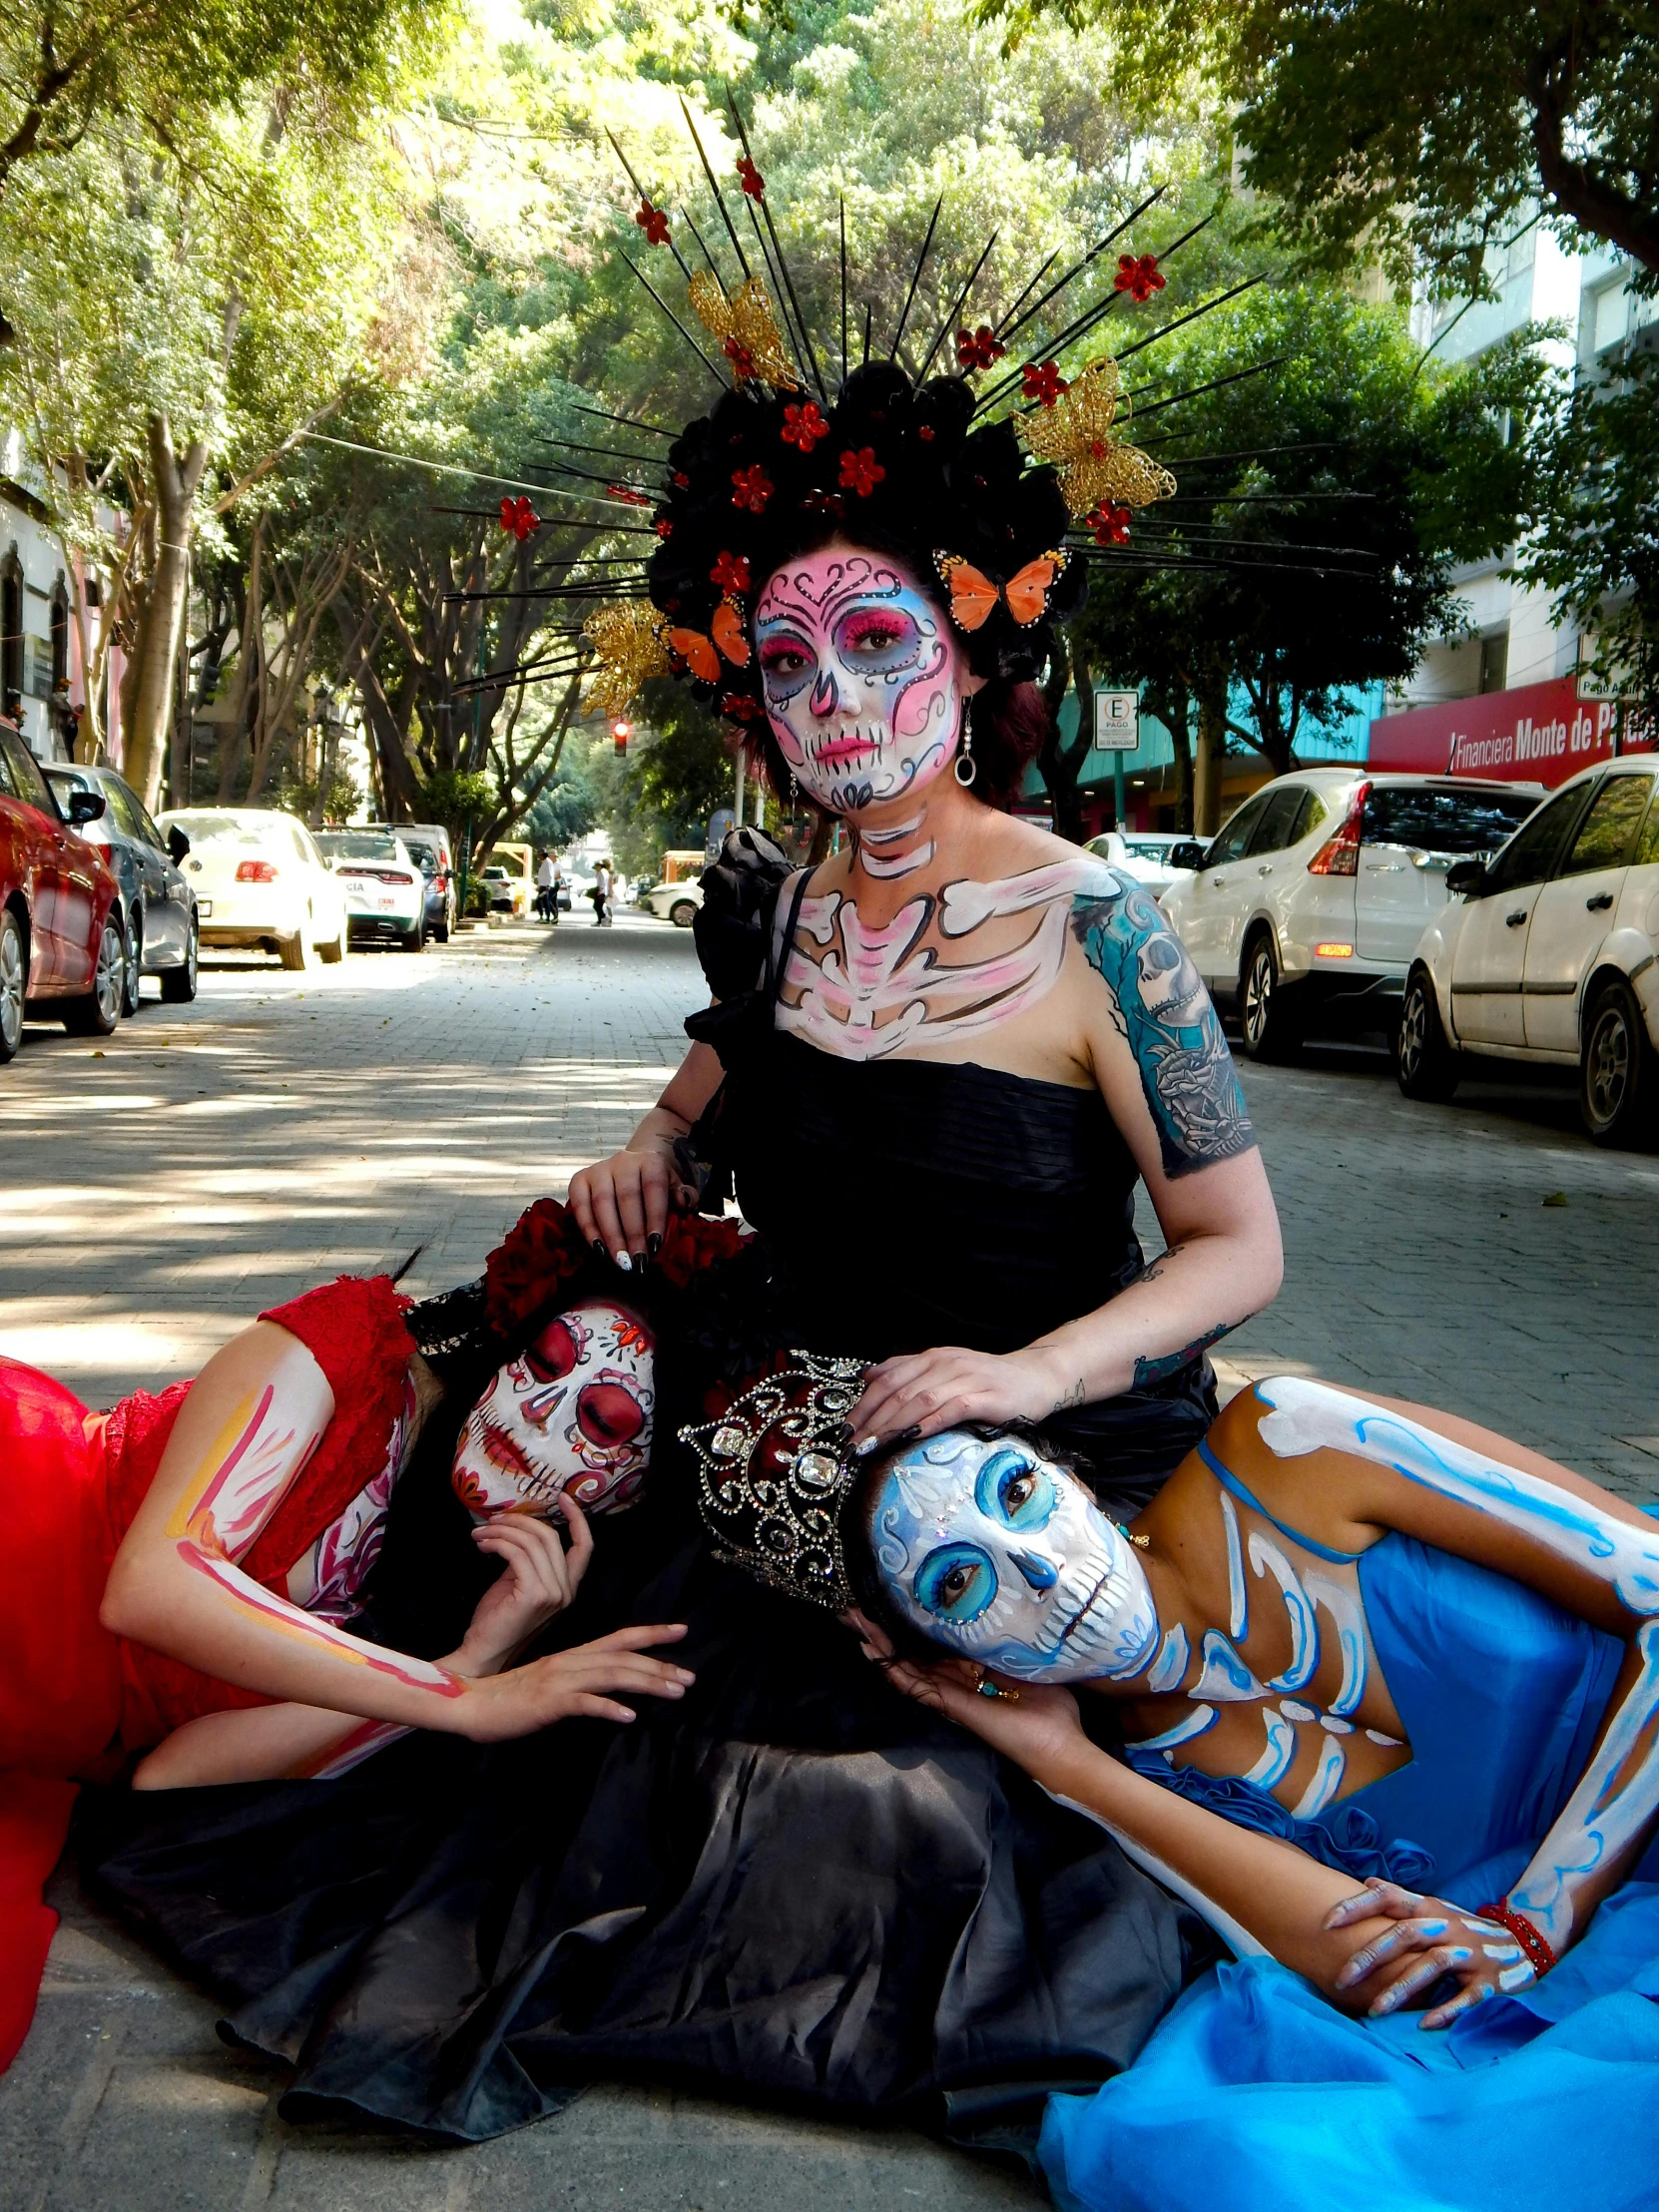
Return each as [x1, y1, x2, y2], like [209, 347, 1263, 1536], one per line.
[1122, 838, 1176, 862]
[319, 834, 399, 861]
[1363, 786, 1540, 855]
[166, 813, 284, 847]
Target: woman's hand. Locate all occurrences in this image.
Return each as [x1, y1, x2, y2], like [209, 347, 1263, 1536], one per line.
[872, 1644, 1089, 1782]
[1324, 1879, 1537, 2028]
[453, 1497, 594, 1678]
[568, 1143, 697, 1269]
[452, 1624, 695, 1740]
[851, 1345, 1071, 1454]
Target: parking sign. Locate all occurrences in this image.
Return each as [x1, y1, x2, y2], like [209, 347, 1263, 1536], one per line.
[1093, 690, 1139, 751]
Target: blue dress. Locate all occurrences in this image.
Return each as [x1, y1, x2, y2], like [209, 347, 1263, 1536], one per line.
[1039, 1469, 1659, 2212]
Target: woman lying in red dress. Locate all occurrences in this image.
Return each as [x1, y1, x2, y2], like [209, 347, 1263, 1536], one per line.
[0, 1226, 696, 2072]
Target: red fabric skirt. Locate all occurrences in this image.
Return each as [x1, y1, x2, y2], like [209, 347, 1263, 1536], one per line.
[0, 1359, 123, 2072]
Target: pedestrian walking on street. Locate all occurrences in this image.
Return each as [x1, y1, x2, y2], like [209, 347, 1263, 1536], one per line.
[535, 850, 558, 923]
[589, 858, 613, 925]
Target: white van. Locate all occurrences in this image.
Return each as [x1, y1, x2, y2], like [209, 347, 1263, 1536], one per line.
[1158, 770, 1542, 1058]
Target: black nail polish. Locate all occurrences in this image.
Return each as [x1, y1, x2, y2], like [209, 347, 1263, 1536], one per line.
[591, 1239, 610, 1263]
[630, 1250, 647, 1276]
[647, 1232, 663, 1259]
[892, 1423, 922, 1444]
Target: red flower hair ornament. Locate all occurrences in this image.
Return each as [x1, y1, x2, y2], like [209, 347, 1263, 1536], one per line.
[1022, 359, 1070, 407]
[731, 463, 775, 513]
[781, 400, 830, 451]
[837, 446, 885, 497]
[634, 199, 671, 248]
[483, 1198, 750, 1334]
[1114, 253, 1165, 302]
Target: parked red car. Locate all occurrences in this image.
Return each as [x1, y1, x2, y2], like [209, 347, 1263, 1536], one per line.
[0, 721, 125, 1062]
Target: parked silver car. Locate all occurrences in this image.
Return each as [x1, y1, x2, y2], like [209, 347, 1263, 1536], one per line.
[43, 762, 199, 1009]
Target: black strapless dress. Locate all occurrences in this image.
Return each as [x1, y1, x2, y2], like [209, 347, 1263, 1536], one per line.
[76, 845, 1219, 2147]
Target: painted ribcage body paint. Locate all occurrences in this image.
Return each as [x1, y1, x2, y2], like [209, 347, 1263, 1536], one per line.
[1257, 1375, 1659, 1946]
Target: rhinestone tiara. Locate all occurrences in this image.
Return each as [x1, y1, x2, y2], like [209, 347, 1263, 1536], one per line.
[682, 1351, 866, 1609]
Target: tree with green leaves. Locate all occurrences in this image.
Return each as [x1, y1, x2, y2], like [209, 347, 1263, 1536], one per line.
[1065, 286, 1551, 827]
[979, 0, 1659, 297]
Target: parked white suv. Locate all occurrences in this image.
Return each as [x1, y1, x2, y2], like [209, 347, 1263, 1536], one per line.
[1159, 770, 1542, 1059]
[1396, 758, 1659, 1145]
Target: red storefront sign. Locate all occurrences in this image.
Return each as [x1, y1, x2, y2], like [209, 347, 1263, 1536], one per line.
[1368, 676, 1652, 789]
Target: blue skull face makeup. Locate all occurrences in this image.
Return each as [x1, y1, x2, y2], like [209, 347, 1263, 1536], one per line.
[868, 1431, 1158, 1683]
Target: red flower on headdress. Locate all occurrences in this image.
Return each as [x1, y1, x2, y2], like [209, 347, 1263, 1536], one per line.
[654, 516, 674, 538]
[1089, 501, 1134, 546]
[673, 469, 691, 488]
[1114, 253, 1165, 302]
[781, 400, 830, 451]
[724, 335, 758, 380]
[1022, 359, 1070, 406]
[634, 199, 671, 248]
[498, 495, 540, 541]
[737, 156, 765, 202]
[720, 689, 760, 721]
[653, 1210, 750, 1287]
[711, 549, 752, 594]
[484, 1199, 590, 1333]
[606, 483, 653, 507]
[955, 324, 1006, 372]
[837, 446, 885, 497]
[731, 464, 774, 513]
[917, 422, 936, 441]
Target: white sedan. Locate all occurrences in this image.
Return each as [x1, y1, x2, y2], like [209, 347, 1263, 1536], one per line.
[641, 878, 703, 927]
[316, 830, 427, 950]
[159, 808, 346, 970]
[1396, 757, 1659, 1145]
[1086, 830, 1200, 897]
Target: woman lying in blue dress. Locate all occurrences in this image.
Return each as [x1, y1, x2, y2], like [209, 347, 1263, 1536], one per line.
[692, 1359, 1659, 2212]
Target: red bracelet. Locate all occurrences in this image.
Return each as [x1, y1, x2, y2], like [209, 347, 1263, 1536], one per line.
[1478, 1901, 1558, 1978]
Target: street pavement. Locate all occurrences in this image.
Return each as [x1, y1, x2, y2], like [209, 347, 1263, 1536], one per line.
[3, 907, 1657, 2210]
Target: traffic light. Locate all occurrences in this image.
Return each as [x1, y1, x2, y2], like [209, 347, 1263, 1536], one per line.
[612, 718, 631, 754]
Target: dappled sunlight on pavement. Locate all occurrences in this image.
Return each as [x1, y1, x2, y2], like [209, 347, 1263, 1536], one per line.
[0, 913, 696, 1404]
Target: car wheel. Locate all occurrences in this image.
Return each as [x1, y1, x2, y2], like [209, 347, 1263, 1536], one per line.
[1394, 967, 1459, 1103]
[401, 916, 425, 952]
[670, 899, 697, 929]
[1580, 977, 1658, 1148]
[161, 916, 199, 1003]
[0, 908, 26, 1063]
[277, 928, 310, 971]
[120, 911, 142, 1017]
[1238, 931, 1302, 1062]
[63, 914, 125, 1036]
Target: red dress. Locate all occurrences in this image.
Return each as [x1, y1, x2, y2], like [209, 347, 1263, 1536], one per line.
[0, 1275, 414, 2072]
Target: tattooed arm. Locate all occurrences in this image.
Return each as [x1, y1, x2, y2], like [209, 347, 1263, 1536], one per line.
[852, 873, 1281, 1446]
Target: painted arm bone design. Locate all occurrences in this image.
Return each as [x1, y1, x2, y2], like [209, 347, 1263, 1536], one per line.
[1256, 1375, 1659, 1953]
[165, 1383, 461, 1706]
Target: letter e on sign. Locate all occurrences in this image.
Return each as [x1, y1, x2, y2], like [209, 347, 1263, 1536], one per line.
[1094, 690, 1139, 752]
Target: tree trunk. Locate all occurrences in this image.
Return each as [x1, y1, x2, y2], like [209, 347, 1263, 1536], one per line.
[1194, 655, 1228, 835]
[121, 415, 207, 809]
[335, 596, 423, 821]
[1036, 638, 1092, 843]
[1147, 680, 1195, 831]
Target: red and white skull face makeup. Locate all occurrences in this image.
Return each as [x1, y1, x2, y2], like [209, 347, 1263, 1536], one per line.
[755, 547, 967, 815]
[451, 1299, 656, 1518]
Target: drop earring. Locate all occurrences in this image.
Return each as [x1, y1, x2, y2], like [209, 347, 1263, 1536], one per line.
[954, 708, 977, 788]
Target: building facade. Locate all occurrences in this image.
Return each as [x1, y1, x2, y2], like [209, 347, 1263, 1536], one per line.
[0, 429, 120, 768]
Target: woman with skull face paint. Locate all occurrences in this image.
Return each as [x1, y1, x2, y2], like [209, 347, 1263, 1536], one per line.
[0, 1247, 695, 2073]
[572, 362, 1283, 1515]
[740, 1373, 1659, 2212]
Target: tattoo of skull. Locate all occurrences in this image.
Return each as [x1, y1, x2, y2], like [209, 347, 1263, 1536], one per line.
[1072, 876, 1257, 1181]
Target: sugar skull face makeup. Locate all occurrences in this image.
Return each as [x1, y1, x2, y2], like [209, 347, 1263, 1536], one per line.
[452, 1300, 656, 1518]
[754, 548, 966, 814]
[868, 1431, 1157, 1682]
